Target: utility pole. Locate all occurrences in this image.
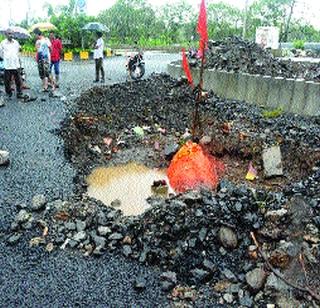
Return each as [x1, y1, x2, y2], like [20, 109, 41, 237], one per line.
[26, 0, 31, 26]
[242, 0, 249, 38]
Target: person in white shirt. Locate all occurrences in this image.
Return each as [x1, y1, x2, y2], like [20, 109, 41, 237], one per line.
[34, 28, 52, 92]
[0, 29, 23, 98]
[93, 32, 105, 83]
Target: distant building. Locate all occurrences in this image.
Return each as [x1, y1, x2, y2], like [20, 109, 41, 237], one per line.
[256, 27, 280, 49]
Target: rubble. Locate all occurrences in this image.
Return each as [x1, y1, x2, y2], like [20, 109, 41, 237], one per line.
[192, 37, 320, 82]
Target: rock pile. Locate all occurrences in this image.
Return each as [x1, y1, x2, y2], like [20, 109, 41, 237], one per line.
[191, 37, 320, 82]
[7, 174, 320, 305]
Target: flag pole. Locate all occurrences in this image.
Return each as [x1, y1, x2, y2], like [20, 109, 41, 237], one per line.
[192, 0, 208, 141]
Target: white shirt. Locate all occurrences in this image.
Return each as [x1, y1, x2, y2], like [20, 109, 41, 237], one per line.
[93, 38, 104, 59]
[0, 39, 20, 70]
[35, 37, 52, 61]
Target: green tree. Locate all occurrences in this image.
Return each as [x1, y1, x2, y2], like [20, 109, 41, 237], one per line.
[207, 2, 243, 39]
[247, 0, 297, 41]
[99, 0, 160, 45]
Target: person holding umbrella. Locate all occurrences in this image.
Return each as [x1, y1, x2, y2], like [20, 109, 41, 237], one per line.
[93, 31, 105, 83]
[0, 28, 23, 99]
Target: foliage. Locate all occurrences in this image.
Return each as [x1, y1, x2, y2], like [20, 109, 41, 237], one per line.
[14, 0, 320, 50]
[262, 107, 283, 118]
[292, 39, 305, 49]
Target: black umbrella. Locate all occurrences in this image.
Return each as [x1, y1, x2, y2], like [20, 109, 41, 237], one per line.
[0, 26, 31, 40]
[82, 22, 109, 32]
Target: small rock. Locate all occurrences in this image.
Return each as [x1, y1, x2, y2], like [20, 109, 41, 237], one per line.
[0, 150, 10, 166]
[245, 268, 267, 291]
[239, 295, 253, 307]
[221, 268, 237, 282]
[108, 233, 123, 241]
[191, 268, 209, 283]
[93, 235, 106, 248]
[97, 226, 112, 236]
[218, 227, 238, 249]
[134, 276, 146, 290]
[160, 271, 177, 284]
[15, 210, 31, 224]
[122, 245, 132, 257]
[203, 259, 216, 272]
[223, 293, 233, 304]
[65, 222, 76, 231]
[0, 97, 5, 107]
[45, 243, 54, 252]
[198, 227, 207, 242]
[161, 281, 175, 291]
[10, 221, 19, 231]
[164, 142, 179, 159]
[265, 273, 289, 292]
[7, 233, 22, 245]
[93, 245, 104, 256]
[199, 135, 212, 145]
[97, 211, 107, 225]
[68, 239, 78, 248]
[73, 231, 87, 242]
[31, 194, 47, 211]
[111, 199, 121, 208]
[265, 209, 288, 222]
[262, 146, 283, 178]
[76, 220, 86, 232]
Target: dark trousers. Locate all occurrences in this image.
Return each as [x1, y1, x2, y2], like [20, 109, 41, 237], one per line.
[95, 58, 104, 81]
[4, 69, 22, 95]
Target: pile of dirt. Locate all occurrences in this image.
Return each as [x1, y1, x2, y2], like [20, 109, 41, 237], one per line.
[191, 37, 320, 82]
[60, 74, 320, 192]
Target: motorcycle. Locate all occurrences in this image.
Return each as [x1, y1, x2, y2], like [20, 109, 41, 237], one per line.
[126, 50, 145, 80]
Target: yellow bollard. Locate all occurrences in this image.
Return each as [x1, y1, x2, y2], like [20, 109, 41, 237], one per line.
[80, 51, 89, 60]
[64, 52, 73, 61]
[106, 48, 112, 57]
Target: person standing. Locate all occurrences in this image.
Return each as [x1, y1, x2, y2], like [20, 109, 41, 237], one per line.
[34, 28, 52, 92]
[49, 31, 62, 88]
[93, 32, 105, 83]
[0, 29, 23, 99]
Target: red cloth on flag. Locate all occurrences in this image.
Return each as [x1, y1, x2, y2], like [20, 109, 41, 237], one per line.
[197, 0, 208, 53]
[181, 48, 193, 86]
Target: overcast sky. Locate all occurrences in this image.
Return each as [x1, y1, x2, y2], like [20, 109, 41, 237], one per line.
[0, 0, 319, 29]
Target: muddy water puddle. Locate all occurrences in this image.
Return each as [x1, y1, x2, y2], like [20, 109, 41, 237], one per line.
[86, 162, 173, 216]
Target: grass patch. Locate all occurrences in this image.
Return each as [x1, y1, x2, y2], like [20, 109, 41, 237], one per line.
[262, 107, 284, 119]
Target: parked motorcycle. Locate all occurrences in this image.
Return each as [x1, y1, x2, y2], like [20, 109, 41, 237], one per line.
[126, 50, 145, 80]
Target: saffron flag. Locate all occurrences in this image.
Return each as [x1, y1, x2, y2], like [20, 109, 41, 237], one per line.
[182, 48, 193, 86]
[197, 0, 208, 54]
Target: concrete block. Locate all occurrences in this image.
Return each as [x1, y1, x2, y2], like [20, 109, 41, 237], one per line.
[219, 70, 230, 98]
[212, 70, 225, 97]
[290, 79, 306, 114]
[246, 74, 260, 104]
[266, 77, 282, 108]
[279, 78, 295, 111]
[204, 69, 216, 92]
[303, 81, 320, 116]
[237, 73, 250, 102]
[256, 75, 271, 106]
[225, 72, 239, 100]
[262, 146, 283, 178]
